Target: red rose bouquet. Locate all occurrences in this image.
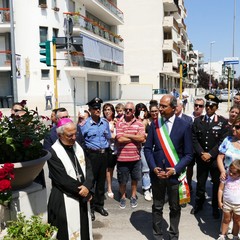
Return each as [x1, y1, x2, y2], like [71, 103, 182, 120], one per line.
[0, 163, 14, 206]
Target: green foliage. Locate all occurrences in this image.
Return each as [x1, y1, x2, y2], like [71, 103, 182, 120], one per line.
[0, 108, 50, 164]
[3, 213, 57, 240]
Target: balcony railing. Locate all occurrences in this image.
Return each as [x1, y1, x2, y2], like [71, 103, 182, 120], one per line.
[0, 50, 11, 67]
[71, 13, 124, 47]
[96, 0, 123, 21]
[65, 52, 123, 73]
[0, 8, 10, 23]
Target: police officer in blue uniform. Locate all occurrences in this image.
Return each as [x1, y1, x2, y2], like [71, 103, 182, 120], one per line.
[80, 97, 111, 221]
[190, 94, 228, 219]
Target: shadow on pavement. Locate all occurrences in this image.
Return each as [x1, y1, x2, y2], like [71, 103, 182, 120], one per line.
[130, 210, 169, 240]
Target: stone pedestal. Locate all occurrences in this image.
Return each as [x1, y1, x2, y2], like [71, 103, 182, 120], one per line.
[9, 182, 47, 221]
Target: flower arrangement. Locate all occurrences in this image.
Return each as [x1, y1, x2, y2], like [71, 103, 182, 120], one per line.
[0, 101, 50, 164]
[0, 163, 14, 207]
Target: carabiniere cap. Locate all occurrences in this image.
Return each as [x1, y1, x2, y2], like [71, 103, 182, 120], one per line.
[87, 97, 103, 109]
[204, 93, 220, 105]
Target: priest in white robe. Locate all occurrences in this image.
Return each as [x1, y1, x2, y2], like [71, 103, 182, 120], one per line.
[47, 118, 94, 240]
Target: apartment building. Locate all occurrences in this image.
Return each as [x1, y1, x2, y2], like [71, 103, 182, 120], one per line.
[118, 0, 188, 93]
[0, 0, 124, 110]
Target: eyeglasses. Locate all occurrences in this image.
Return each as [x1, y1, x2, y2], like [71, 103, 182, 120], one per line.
[205, 104, 217, 109]
[194, 104, 204, 108]
[125, 108, 133, 112]
[150, 110, 159, 113]
[13, 109, 21, 113]
[159, 104, 169, 109]
[64, 133, 77, 138]
[233, 125, 240, 130]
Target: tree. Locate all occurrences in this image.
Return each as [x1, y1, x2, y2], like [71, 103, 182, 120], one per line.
[197, 69, 212, 89]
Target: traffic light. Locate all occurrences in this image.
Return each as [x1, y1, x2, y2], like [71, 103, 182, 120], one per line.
[182, 62, 188, 77]
[39, 40, 51, 66]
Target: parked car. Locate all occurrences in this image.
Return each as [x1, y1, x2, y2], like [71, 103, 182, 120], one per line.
[152, 88, 168, 101]
[219, 90, 232, 102]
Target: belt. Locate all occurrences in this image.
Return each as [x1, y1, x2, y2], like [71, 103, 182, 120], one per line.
[87, 148, 107, 154]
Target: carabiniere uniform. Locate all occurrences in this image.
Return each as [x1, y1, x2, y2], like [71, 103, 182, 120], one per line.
[192, 113, 228, 210]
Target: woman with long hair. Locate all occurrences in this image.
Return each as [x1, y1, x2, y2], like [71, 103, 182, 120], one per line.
[103, 103, 117, 199]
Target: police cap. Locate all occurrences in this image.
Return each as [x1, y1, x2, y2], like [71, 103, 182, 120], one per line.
[205, 93, 220, 105]
[87, 97, 103, 109]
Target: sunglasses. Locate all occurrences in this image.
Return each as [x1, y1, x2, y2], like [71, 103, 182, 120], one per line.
[13, 109, 21, 113]
[233, 125, 240, 130]
[206, 104, 217, 109]
[194, 104, 204, 108]
[125, 108, 133, 112]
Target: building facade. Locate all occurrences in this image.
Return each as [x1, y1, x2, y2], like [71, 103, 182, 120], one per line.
[0, 0, 124, 110]
[118, 0, 188, 93]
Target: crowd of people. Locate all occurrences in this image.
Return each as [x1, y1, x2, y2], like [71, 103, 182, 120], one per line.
[36, 91, 240, 240]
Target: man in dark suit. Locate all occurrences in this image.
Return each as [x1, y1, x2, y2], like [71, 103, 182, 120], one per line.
[144, 94, 193, 240]
[190, 94, 228, 219]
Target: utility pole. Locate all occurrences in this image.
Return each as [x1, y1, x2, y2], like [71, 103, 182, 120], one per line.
[231, 0, 236, 105]
[52, 38, 58, 108]
[179, 62, 183, 99]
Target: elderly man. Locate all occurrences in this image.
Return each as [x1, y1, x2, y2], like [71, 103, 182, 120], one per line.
[187, 97, 205, 192]
[48, 118, 94, 240]
[116, 102, 145, 209]
[190, 94, 228, 219]
[144, 94, 193, 240]
[43, 107, 85, 151]
[175, 99, 192, 125]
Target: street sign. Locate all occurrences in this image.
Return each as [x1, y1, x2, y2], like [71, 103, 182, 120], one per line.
[224, 57, 239, 65]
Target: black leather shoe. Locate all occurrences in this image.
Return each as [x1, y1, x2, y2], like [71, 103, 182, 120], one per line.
[190, 205, 202, 215]
[91, 211, 95, 221]
[95, 207, 109, 216]
[212, 209, 220, 219]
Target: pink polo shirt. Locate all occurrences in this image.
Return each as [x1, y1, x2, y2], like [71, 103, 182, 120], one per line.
[116, 117, 145, 162]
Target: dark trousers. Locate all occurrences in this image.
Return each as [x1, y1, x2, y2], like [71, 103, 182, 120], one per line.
[195, 158, 220, 210]
[151, 176, 181, 240]
[87, 151, 108, 209]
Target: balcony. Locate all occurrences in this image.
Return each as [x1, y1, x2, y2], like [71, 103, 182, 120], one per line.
[163, 0, 178, 12]
[82, 0, 123, 25]
[72, 13, 124, 47]
[64, 51, 123, 74]
[163, 16, 179, 33]
[0, 8, 10, 33]
[162, 39, 179, 53]
[0, 50, 11, 70]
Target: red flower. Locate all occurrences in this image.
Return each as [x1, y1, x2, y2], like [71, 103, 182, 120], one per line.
[20, 100, 27, 107]
[0, 168, 7, 180]
[0, 179, 11, 191]
[0, 111, 2, 119]
[23, 138, 32, 148]
[3, 163, 14, 180]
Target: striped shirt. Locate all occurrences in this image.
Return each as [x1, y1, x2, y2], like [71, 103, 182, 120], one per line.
[116, 117, 145, 162]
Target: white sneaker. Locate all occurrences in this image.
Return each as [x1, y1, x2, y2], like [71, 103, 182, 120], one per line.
[144, 190, 152, 201]
[217, 235, 226, 240]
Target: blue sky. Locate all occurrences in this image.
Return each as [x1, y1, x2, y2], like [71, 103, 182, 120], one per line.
[185, 0, 240, 77]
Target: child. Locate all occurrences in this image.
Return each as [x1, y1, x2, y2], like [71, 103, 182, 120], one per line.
[115, 103, 125, 121]
[217, 159, 240, 240]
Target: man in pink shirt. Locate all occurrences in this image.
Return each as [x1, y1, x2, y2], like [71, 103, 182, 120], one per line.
[116, 102, 145, 209]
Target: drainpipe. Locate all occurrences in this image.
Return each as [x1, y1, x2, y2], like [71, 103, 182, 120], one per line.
[10, 0, 18, 101]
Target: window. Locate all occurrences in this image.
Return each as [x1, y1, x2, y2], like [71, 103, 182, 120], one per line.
[39, 0, 47, 5]
[130, 76, 139, 83]
[41, 70, 50, 79]
[57, 70, 60, 79]
[39, 27, 48, 42]
[53, 28, 59, 38]
[52, 0, 57, 8]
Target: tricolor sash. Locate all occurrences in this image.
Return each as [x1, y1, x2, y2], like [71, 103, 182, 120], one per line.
[155, 118, 190, 204]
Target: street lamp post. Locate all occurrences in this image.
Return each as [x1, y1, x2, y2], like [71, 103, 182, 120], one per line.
[209, 41, 215, 92]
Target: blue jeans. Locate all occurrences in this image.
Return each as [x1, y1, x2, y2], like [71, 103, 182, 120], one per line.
[141, 147, 151, 190]
[45, 96, 52, 109]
